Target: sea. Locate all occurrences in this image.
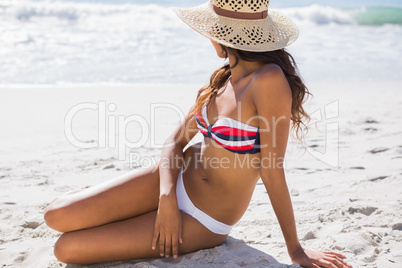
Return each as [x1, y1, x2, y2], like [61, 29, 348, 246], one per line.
[1, 0, 402, 85]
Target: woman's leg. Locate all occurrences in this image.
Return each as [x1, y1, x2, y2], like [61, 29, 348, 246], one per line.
[44, 165, 160, 232]
[54, 210, 228, 264]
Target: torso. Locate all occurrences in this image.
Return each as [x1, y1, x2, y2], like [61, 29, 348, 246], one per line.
[181, 72, 263, 225]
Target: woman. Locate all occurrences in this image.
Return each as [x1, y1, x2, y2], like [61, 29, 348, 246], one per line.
[44, 1, 351, 267]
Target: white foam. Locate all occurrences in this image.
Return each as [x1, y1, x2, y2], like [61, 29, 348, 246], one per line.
[280, 4, 355, 25]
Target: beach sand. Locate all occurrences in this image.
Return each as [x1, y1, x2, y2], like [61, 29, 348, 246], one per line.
[1, 82, 401, 267]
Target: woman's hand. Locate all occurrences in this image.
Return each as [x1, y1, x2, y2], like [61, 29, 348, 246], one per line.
[151, 195, 183, 259]
[289, 246, 352, 268]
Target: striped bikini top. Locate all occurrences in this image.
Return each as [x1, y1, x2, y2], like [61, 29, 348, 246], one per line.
[195, 102, 261, 154]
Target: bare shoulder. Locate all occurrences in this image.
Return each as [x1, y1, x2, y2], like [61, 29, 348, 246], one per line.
[250, 64, 292, 107]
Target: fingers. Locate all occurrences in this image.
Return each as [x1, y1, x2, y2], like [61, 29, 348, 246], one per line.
[318, 257, 351, 268]
[159, 231, 165, 257]
[327, 257, 346, 268]
[165, 234, 172, 258]
[172, 221, 183, 258]
[322, 251, 351, 267]
[155, 231, 178, 258]
[324, 255, 352, 268]
[172, 233, 179, 258]
[318, 260, 338, 268]
[323, 251, 346, 258]
[152, 215, 182, 258]
[165, 232, 182, 258]
[151, 229, 159, 251]
[179, 225, 183, 244]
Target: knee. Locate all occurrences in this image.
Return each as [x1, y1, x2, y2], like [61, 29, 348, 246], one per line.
[44, 199, 70, 232]
[54, 233, 76, 264]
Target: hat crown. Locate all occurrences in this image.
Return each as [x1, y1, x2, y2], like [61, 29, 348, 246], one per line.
[211, 0, 270, 13]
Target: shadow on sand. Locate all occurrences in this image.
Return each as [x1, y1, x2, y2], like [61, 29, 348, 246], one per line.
[66, 236, 301, 268]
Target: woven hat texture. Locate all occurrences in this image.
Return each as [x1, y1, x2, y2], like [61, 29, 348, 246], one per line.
[173, 0, 299, 52]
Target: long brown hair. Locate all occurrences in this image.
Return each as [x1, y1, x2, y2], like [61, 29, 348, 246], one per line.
[186, 45, 311, 139]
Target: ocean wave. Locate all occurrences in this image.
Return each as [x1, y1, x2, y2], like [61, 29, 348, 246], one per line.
[1, 1, 177, 24]
[1, 1, 401, 84]
[351, 7, 402, 26]
[2, 1, 401, 26]
[281, 5, 355, 25]
[282, 4, 402, 26]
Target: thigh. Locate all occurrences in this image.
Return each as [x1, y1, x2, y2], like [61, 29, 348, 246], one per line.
[45, 165, 161, 232]
[54, 211, 228, 264]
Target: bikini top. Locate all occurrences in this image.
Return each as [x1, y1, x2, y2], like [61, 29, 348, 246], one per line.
[195, 101, 261, 154]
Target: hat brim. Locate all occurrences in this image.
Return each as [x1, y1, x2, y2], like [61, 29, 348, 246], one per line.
[173, 2, 299, 52]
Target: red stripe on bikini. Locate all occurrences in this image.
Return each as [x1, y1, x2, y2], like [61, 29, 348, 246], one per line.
[199, 129, 208, 136]
[196, 112, 208, 128]
[211, 126, 257, 137]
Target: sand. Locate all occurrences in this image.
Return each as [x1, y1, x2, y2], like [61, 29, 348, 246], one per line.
[0, 82, 401, 267]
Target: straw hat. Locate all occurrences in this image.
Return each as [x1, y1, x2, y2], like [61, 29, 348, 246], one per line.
[173, 0, 299, 52]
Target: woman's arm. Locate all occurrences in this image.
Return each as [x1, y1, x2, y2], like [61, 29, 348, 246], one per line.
[251, 65, 351, 268]
[152, 105, 199, 259]
[251, 65, 301, 252]
[263, 169, 301, 253]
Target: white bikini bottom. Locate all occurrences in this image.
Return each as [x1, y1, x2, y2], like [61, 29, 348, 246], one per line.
[176, 164, 234, 235]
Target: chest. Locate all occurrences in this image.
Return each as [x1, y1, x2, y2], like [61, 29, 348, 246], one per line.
[207, 83, 258, 128]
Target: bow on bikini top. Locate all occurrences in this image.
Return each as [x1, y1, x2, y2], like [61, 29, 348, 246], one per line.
[195, 102, 261, 154]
